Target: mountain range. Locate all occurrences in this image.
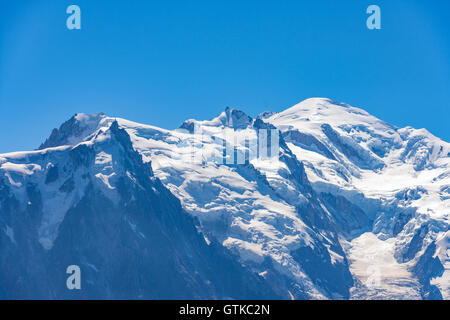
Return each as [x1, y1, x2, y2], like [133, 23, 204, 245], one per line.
[0, 98, 448, 299]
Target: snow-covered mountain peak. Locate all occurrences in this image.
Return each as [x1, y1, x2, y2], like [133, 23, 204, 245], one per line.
[212, 107, 253, 129]
[39, 112, 109, 150]
[268, 98, 388, 131]
[74, 112, 106, 123]
[267, 97, 449, 171]
[180, 107, 253, 131]
[0, 119, 157, 251]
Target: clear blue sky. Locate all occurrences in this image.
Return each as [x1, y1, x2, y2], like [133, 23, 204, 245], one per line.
[0, 0, 449, 153]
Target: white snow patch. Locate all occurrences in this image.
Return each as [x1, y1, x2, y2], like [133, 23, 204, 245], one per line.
[345, 232, 421, 299]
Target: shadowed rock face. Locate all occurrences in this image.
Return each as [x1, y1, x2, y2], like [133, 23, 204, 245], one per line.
[291, 242, 353, 299]
[221, 107, 253, 130]
[283, 130, 336, 161]
[412, 243, 444, 300]
[319, 192, 372, 237]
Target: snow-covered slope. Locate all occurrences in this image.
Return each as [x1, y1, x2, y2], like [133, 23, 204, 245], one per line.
[0, 98, 448, 299]
[265, 98, 449, 299]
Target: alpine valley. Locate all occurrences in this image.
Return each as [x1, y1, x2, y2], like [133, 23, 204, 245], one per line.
[0, 98, 448, 299]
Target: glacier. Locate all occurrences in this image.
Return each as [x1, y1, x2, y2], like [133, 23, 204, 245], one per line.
[0, 98, 448, 299]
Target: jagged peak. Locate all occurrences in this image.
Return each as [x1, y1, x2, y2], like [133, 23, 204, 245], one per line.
[39, 112, 110, 150]
[219, 107, 253, 129]
[179, 107, 253, 132]
[257, 111, 277, 120]
[74, 112, 106, 122]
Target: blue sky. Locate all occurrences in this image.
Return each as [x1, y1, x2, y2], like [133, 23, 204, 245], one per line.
[0, 0, 449, 153]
